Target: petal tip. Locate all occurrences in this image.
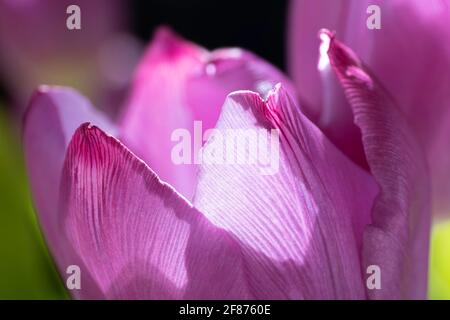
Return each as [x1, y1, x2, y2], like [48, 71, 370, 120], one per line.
[29, 85, 59, 102]
[318, 29, 334, 71]
[152, 25, 181, 46]
[225, 82, 292, 126]
[149, 25, 203, 60]
[324, 35, 373, 89]
[318, 28, 335, 42]
[226, 82, 287, 101]
[23, 85, 64, 131]
[75, 122, 106, 142]
[24, 85, 82, 124]
[30, 85, 81, 103]
[326, 34, 362, 70]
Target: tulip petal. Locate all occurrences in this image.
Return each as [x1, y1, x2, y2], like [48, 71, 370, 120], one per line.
[61, 124, 251, 299]
[23, 86, 115, 298]
[193, 84, 378, 299]
[288, 0, 380, 169]
[323, 31, 431, 299]
[288, 0, 354, 117]
[120, 27, 294, 200]
[429, 111, 450, 216]
[289, 0, 450, 213]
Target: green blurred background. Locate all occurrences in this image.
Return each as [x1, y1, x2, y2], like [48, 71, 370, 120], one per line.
[0, 108, 67, 299]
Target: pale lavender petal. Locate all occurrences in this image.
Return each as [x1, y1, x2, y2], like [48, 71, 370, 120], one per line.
[61, 124, 251, 299]
[288, 0, 353, 119]
[193, 84, 378, 299]
[289, 0, 450, 212]
[323, 30, 431, 299]
[119, 27, 295, 200]
[23, 86, 115, 298]
[288, 0, 373, 168]
[289, 0, 450, 137]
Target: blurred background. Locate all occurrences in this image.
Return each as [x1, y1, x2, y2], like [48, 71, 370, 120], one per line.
[0, 0, 448, 299]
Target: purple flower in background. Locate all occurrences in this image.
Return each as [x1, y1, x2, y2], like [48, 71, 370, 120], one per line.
[0, 0, 140, 115]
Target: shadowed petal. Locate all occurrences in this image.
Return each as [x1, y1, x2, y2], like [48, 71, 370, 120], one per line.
[323, 30, 431, 299]
[61, 124, 251, 299]
[23, 86, 115, 298]
[429, 111, 450, 216]
[120, 27, 295, 200]
[193, 84, 378, 299]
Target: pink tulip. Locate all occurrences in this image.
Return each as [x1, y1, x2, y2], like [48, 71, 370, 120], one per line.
[24, 3, 433, 298]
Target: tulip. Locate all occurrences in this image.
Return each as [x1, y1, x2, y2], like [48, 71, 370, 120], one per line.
[23, 23, 430, 299]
